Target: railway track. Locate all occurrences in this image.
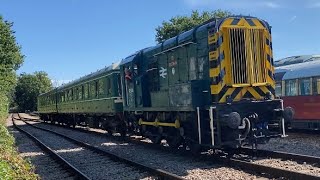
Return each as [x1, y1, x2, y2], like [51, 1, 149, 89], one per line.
[13, 115, 183, 180]
[16, 114, 320, 180]
[10, 116, 78, 179]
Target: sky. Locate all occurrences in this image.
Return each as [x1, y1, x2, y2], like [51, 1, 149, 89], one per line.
[1, 0, 320, 85]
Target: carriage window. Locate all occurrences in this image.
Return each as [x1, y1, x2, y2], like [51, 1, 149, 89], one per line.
[275, 82, 282, 97]
[95, 81, 98, 98]
[106, 77, 111, 95]
[312, 77, 320, 94]
[75, 88, 79, 100]
[98, 79, 104, 96]
[84, 84, 89, 99]
[299, 78, 311, 95]
[285, 80, 297, 96]
[90, 82, 96, 98]
[78, 86, 83, 100]
[117, 75, 122, 96]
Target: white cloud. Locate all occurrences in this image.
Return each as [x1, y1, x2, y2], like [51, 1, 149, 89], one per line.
[289, 15, 297, 23]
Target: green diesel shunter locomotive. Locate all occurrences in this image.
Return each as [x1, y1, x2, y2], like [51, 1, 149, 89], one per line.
[120, 16, 288, 150]
[38, 16, 290, 152]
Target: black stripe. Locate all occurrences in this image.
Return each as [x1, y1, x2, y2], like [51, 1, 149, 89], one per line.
[209, 29, 215, 35]
[210, 60, 218, 69]
[209, 44, 217, 51]
[229, 88, 242, 101]
[243, 91, 254, 99]
[266, 38, 270, 46]
[217, 85, 228, 101]
[253, 87, 266, 97]
[211, 69, 225, 85]
[267, 85, 275, 95]
[231, 19, 240, 25]
[268, 70, 274, 80]
[267, 54, 271, 63]
[246, 18, 256, 26]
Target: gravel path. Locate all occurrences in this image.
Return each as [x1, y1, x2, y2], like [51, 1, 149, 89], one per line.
[30, 121, 276, 180]
[253, 158, 320, 176]
[7, 117, 76, 180]
[12, 119, 154, 180]
[16, 114, 320, 179]
[259, 132, 320, 157]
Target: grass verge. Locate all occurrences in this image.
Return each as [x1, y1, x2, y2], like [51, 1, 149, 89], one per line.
[0, 97, 38, 179]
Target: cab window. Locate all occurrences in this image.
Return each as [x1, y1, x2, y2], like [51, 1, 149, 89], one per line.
[285, 79, 297, 96]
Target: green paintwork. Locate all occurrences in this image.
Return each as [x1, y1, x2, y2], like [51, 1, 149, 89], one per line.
[38, 63, 123, 115]
[120, 22, 213, 112]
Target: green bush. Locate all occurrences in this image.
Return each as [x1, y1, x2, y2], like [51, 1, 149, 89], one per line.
[0, 94, 38, 179]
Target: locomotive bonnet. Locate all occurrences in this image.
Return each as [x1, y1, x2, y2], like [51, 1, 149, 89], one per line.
[38, 16, 288, 151]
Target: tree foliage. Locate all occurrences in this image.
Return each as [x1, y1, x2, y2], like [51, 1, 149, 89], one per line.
[155, 10, 231, 43]
[0, 15, 24, 117]
[14, 71, 52, 111]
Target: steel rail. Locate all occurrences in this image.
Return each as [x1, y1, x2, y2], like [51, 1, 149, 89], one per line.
[239, 148, 320, 165]
[12, 117, 90, 180]
[16, 114, 184, 180]
[20, 114, 320, 180]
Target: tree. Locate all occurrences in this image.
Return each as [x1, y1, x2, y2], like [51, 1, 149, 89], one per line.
[0, 15, 24, 117]
[155, 10, 232, 43]
[14, 71, 52, 111]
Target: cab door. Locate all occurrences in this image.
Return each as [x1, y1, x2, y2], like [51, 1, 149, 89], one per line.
[124, 64, 135, 108]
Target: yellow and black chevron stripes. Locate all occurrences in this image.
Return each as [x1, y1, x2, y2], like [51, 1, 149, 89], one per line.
[265, 32, 275, 90]
[214, 85, 275, 103]
[209, 17, 276, 103]
[208, 30, 227, 100]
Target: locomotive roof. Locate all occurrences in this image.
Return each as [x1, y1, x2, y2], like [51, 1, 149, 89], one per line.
[274, 54, 320, 67]
[275, 60, 320, 80]
[121, 16, 269, 66]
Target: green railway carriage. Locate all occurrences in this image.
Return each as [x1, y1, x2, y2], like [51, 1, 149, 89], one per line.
[38, 89, 58, 114]
[38, 63, 125, 131]
[120, 16, 289, 150]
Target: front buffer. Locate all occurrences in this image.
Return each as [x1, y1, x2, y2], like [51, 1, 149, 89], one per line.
[206, 99, 287, 149]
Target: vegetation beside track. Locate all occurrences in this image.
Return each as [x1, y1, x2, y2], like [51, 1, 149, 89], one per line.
[0, 113, 38, 179]
[0, 15, 38, 179]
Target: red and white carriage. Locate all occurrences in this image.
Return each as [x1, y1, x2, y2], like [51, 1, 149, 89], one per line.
[275, 55, 320, 130]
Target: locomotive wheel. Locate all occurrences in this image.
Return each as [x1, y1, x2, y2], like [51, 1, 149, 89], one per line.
[149, 135, 162, 144]
[166, 130, 182, 148]
[186, 139, 201, 155]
